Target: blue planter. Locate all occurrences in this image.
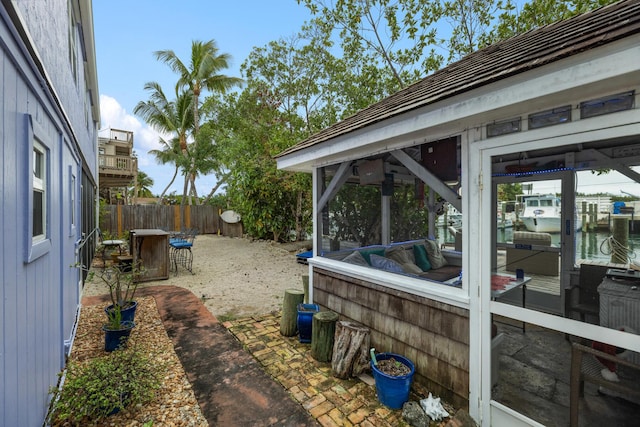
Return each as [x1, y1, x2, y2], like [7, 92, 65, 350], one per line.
[371, 353, 415, 409]
[296, 303, 320, 343]
[102, 321, 135, 352]
[105, 301, 138, 323]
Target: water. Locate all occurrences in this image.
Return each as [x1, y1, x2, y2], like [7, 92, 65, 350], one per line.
[439, 227, 640, 264]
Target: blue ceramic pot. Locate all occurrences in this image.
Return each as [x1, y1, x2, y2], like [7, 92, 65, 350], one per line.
[105, 301, 138, 323]
[102, 320, 135, 352]
[296, 303, 320, 343]
[371, 353, 415, 409]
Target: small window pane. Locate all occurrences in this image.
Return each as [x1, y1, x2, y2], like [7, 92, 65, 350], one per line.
[487, 118, 521, 137]
[580, 91, 634, 119]
[528, 106, 571, 129]
[33, 189, 44, 237]
[33, 149, 43, 179]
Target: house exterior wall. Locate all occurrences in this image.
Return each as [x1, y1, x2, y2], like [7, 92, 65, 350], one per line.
[313, 268, 470, 409]
[0, 1, 98, 425]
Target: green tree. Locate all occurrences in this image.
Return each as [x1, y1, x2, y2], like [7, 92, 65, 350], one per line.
[154, 40, 243, 205]
[133, 83, 194, 204]
[210, 82, 312, 241]
[497, 183, 522, 202]
[443, 0, 497, 61]
[299, 0, 444, 88]
[481, 0, 619, 46]
[147, 137, 183, 203]
[133, 170, 154, 198]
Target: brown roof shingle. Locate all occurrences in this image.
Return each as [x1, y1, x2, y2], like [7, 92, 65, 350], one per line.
[277, 0, 640, 158]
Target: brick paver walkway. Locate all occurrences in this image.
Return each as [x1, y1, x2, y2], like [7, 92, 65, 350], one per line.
[224, 313, 408, 427]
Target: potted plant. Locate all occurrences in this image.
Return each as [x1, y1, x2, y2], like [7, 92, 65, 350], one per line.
[46, 346, 163, 425]
[370, 349, 415, 409]
[95, 263, 143, 323]
[102, 305, 136, 352]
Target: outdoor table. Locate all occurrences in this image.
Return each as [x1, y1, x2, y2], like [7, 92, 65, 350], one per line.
[129, 229, 169, 282]
[491, 273, 531, 332]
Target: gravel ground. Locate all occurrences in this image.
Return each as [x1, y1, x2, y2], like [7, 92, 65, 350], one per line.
[59, 296, 208, 426]
[83, 235, 310, 319]
[65, 235, 310, 426]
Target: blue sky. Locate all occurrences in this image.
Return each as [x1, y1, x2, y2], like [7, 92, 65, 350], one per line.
[93, 0, 313, 196]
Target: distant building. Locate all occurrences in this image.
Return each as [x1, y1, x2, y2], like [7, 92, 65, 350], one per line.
[0, 1, 100, 425]
[98, 128, 139, 204]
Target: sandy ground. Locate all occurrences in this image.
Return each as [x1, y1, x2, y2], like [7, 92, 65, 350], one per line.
[83, 235, 311, 320]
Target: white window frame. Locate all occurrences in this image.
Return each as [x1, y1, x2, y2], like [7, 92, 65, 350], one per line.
[69, 165, 77, 236]
[26, 115, 51, 262]
[67, 0, 78, 83]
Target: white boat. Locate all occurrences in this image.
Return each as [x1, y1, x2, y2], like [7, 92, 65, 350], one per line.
[520, 194, 582, 233]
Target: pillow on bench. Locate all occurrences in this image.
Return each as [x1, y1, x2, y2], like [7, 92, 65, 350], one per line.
[385, 246, 423, 274]
[413, 244, 432, 271]
[370, 254, 405, 273]
[424, 239, 449, 269]
[358, 247, 386, 264]
[342, 250, 369, 266]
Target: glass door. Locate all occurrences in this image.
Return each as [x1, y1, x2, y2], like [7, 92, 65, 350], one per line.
[484, 152, 640, 427]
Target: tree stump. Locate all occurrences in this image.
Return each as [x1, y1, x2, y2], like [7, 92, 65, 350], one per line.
[280, 288, 304, 336]
[302, 275, 309, 303]
[311, 311, 339, 362]
[331, 320, 371, 379]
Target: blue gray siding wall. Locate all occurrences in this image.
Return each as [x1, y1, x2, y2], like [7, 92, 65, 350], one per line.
[0, 1, 98, 425]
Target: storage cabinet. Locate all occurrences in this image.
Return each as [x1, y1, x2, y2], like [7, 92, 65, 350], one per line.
[129, 229, 169, 282]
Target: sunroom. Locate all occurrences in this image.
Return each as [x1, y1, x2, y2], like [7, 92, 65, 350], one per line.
[276, 1, 640, 426]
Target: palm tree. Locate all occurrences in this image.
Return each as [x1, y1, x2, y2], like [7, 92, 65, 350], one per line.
[132, 170, 154, 198]
[154, 40, 242, 204]
[147, 137, 183, 203]
[133, 83, 194, 203]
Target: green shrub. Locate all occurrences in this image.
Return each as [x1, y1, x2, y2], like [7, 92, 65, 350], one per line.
[47, 346, 163, 425]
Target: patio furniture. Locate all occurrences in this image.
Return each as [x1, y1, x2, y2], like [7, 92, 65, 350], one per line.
[98, 228, 126, 266]
[505, 231, 559, 276]
[565, 264, 606, 324]
[169, 228, 197, 275]
[569, 341, 640, 427]
[491, 273, 530, 332]
[129, 229, 169, 281]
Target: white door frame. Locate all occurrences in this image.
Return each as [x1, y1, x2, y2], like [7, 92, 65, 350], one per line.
[471, 118, 640, 426]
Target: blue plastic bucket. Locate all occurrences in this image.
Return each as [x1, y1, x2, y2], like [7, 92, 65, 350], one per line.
[297, 303, 319, 343]
[371, 353, 415, 409]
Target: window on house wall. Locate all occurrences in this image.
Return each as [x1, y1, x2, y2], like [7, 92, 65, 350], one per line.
[70, 166, 76, 234]
[67, 0, 78, 84]
[26, 115, 51, 262]
[33, 141, 46, 241]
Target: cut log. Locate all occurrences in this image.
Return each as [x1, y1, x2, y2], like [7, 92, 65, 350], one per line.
[280, 288, 305, 336]
[311, 311, 339, 362]
[331, 320, 371, 379]
[302, 275, 309, 303]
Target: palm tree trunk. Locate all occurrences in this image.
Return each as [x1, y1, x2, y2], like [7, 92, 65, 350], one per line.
[204, 173, 228, 203]
[181, 172, 189, 206]
[158, 166, 179, 204]
[189, 173, 200, 205]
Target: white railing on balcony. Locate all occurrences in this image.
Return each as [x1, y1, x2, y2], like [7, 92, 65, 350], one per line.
[99, 154, 136, 174]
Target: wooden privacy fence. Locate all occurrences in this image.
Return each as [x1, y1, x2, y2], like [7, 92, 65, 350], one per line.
[100, 205, 243, 237]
